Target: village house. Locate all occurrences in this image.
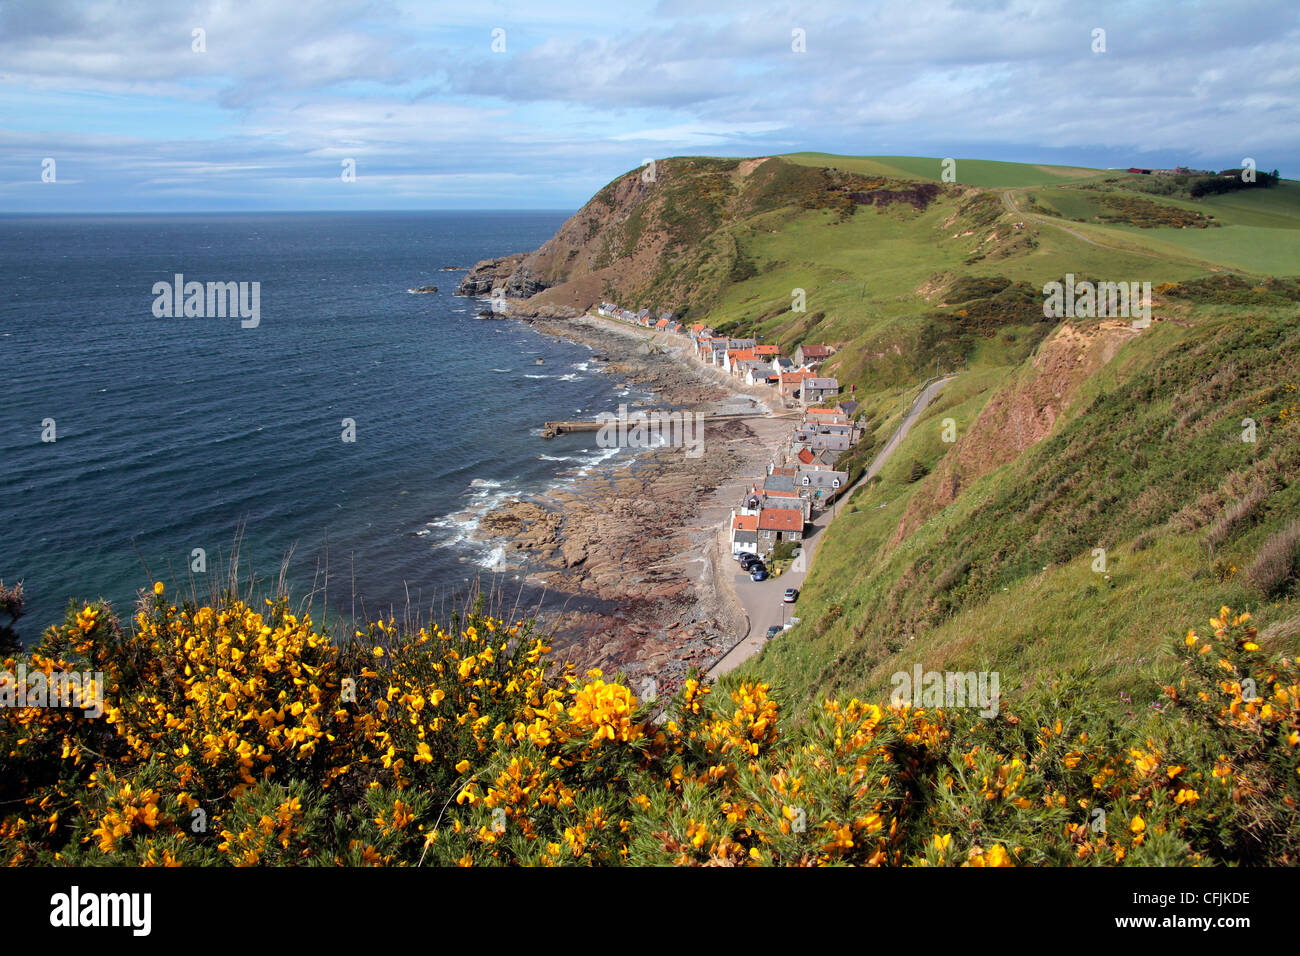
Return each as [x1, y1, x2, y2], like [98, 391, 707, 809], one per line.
[724, 348, 758, 376]
[764, 472, 796, 493]
[792, 429, 851, 452]
[753, 344, 779, 358]
[798, 468, 849, 494]
[794, 344, 834, 367]
[801, 377, 840, 406]
[778, 369, 815, 401]
[771, 356, 795, 375]
[756, 507, 805, 550]
[729, 512, 759, 556]
[762, 489, 811, 520]
[805, 405, 851, 426]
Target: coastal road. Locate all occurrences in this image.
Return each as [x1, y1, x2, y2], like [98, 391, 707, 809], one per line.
[706, 375, 958, 679]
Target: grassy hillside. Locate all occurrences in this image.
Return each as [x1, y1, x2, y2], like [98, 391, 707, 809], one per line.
[1020, 177, 1300, 274]
[781, 152, 1110, 187]
[508, 153, 1300, 743]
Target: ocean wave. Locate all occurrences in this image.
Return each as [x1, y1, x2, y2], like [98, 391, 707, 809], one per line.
[574, 444, 622, 476]
[472, 544, 509, 571]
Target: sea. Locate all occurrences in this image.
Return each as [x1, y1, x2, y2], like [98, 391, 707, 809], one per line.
[0, 211, 651, 640]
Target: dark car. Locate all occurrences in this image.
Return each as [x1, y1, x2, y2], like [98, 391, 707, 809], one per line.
[765, 625, 783, 639]
[783, 588, 799, 603]
[751, 568, 768, 582]
[739, 555, 763, 571]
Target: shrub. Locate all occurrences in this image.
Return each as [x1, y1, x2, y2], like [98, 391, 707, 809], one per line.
[2, 591, 1296, 866]
[1247, 521, 1300, 597]
[1206, 483, 1272, 549]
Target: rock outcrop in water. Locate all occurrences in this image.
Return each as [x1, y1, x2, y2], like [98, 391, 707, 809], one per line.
[454, 253, 527, 296]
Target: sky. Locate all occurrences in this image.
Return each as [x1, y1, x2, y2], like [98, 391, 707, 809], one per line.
[2, 0, 1297, 212]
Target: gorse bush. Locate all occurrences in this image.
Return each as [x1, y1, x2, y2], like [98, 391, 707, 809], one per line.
[1, 588, 1296, 865]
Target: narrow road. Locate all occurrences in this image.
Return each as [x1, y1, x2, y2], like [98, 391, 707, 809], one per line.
[1002, 189, 1105, 248]
[1001, 188, 1230, 271]
[706, 374, 957, 678]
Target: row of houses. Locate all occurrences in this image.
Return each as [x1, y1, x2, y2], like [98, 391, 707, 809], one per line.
[595, 303, 684, 334]
[595, 300, 842, 409]
[729, 403, 859, 558]
[590, 300, 858, 558]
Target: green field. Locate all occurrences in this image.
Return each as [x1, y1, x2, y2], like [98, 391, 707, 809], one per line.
[1018, 177, 1300, 275]
[781, 152, 1109, 187]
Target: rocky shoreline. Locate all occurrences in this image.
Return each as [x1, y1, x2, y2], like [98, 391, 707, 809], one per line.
[469, 313, 790, 694]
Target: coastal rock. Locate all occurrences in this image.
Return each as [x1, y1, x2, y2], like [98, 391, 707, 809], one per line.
[559, 538, 588, 568]
[512, 303, 582, 320]
[505, 264, 550, 299]
[454, 253, 527, 296]
[408, 284, 438, 293]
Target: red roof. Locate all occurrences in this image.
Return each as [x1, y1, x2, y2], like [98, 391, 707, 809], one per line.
[753, 344, 779, 356]
[757, 508, 803, 532]
[799, 345, 833, 357]
[732, 514, 758, 532]
[797, 448, 815, 464]
[771, 466, 797, 476]
[765, 488, 800, 498]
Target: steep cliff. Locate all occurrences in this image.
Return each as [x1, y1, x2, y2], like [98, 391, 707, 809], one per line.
[457, 156, 944, 321]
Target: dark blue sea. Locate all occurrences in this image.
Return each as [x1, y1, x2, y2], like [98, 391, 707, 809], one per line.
[0, 212, 643, 639]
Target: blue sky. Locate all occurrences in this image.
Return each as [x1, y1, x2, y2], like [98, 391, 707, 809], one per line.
[2, 0, 1297, 211]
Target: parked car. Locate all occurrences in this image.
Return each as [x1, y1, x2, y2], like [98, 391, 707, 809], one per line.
[765, 625, 783, 639]
[734, 551, 755, 563]
[783, 588, 799, 603]
[751, 568, 768, 582]
[740, 555, 764, 571]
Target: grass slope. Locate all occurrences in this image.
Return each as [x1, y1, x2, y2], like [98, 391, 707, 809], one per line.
[781, 152, 1109, 187]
